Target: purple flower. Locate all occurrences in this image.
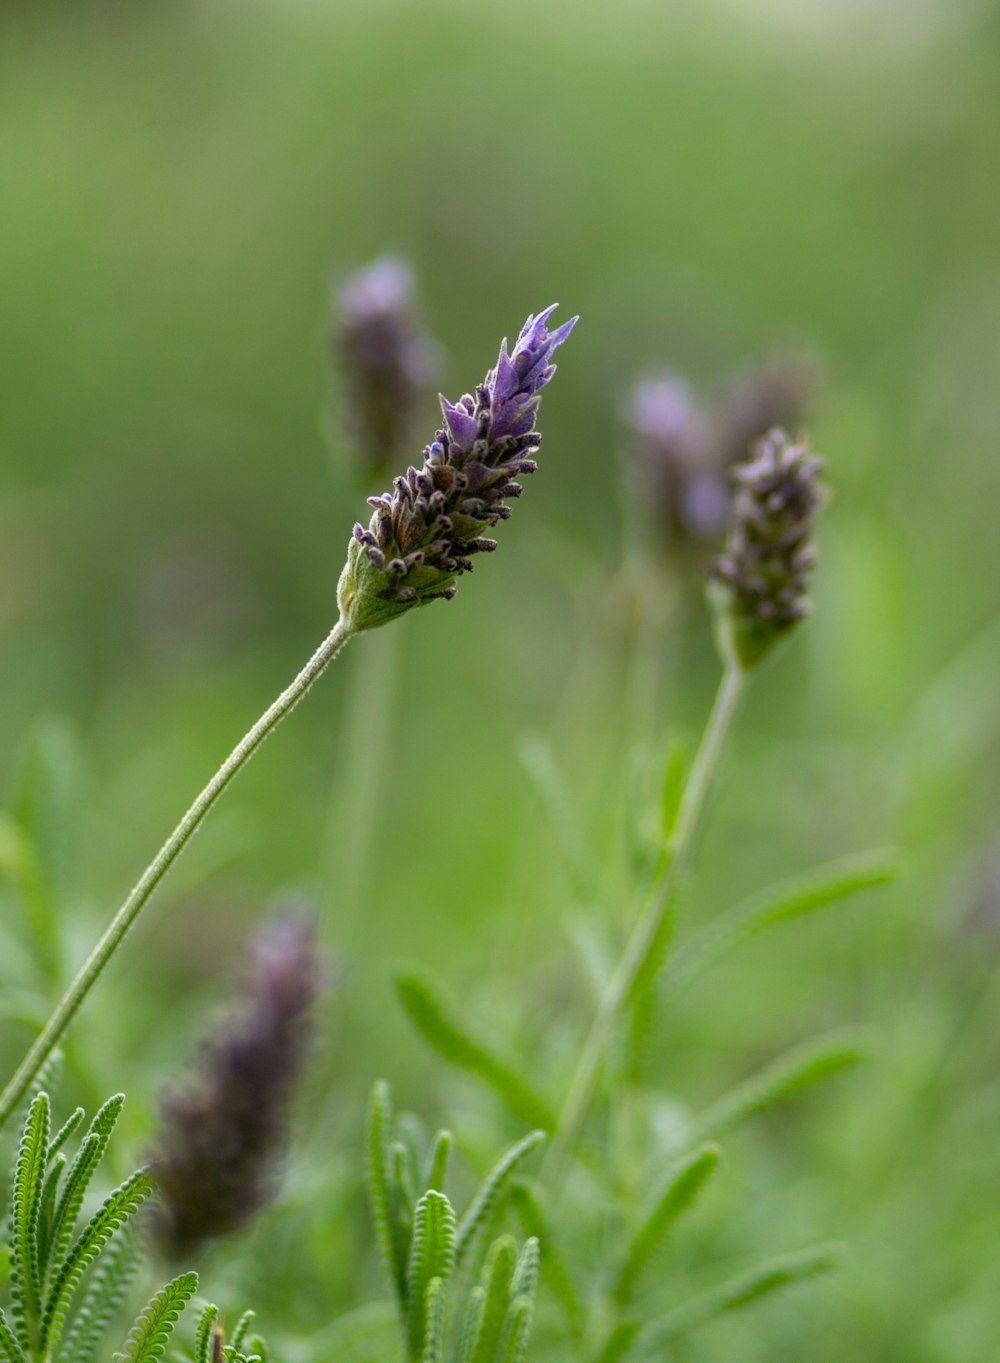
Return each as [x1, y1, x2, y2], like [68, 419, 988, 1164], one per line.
[333, 257, 438, 480]
[338, 305, 577, 630]
[710, 429, 826, 669]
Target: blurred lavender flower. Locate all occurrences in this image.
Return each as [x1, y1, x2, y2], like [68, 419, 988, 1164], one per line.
[333, 257, 438, 480]
[150, 913, 321, 1258]
[710, 429, 826, 670]
[338, 304, 577, 631]
[627, 357, 814, 553]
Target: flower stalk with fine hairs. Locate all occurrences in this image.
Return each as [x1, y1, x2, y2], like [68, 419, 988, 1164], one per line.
[546, 428, 826, 1185]
[0, 303, 575, 1133]
[150, 914, 321, 1257]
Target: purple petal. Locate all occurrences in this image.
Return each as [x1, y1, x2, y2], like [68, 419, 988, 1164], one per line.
[440, 397, 479, 450]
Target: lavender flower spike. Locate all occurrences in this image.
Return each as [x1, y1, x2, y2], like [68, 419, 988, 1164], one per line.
[709, 428, 826, 670]
[337, 305, 577, 631]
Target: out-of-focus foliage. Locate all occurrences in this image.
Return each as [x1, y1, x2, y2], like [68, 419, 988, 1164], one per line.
[2, 1, 1000, 1360]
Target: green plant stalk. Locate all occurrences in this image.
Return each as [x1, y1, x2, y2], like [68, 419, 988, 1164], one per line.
[0, 617, 356, 1132]
[545, 662, 746, 1185]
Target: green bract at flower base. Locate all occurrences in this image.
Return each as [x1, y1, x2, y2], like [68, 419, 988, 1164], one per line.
[339, 304, 576, 632]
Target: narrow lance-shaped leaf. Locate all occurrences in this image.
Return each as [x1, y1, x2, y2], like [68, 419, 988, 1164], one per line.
[61, 1231, 140, 1363]
[394, 969, 555, 1132]
[638, 1243, 839, 1348]
[193, 1305, 218, 1363]
[509, 1182, 583, 1338]
[455, 1132, 546, 1269]
[691, 1029, 868, 1144]
[422, 1131, 452, 1195]
[406, 1192, 456, 1363]
[50, 1095, 126, 1276]
[667, 851, 898, 993]
[613, 1144, 721, 1307]
[229, 1311, 255, 1355]
[498, 1295, 534, 1363]
[114, 1272, 198, 1363]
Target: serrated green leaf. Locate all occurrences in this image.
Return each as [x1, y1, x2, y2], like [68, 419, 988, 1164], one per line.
[422, 1131, 451, 1195]
[40, 1168, 153, 1358]
[366, 1081, 406, 1311]
[613, 1144, 721, 1306]
[229, 1310, 254, 1355]
[193, 1305, 218, 1363]
[420, 1278, 445, 1363]
[50, 1095, 126, 1279]
[509, 1182, 583, 1338]
[406, 1192, 455, 1362]
[638, 1243, 839, 1347]
[466, 1237, 516, 1363]
[35, 1152, 65, 1281]
[498, 1295, 533, 1363]
[455, 1133, 545, 1269]
[114, 1271, 198, 1363]
[0, 1306, 27, 1363]
[10, 1090, 50, 1349]
[691, 1030, 868, 1144]
[394, 969, 555, 1132]
[668, 851, 898, 993]
[60, 1230, 140, 1363]
[47, 1108, 85, 1162]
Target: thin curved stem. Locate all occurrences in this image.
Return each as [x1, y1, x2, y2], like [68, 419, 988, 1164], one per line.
[544, 663, 746, 1186]
[0, 616, 356, 1131]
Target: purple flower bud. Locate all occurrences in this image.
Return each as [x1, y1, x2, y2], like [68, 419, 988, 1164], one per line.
[333, 257, 438, 480]
[149, 913, 321, 1258]
[709, 429, 826, 670]
[338, 306, 577, 631]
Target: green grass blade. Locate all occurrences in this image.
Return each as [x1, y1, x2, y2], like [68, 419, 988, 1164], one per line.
[638, 1243, 839, 1347]
[613, 1144, 721, 1306]
[691, 1030, 868, 1143]
[114, 1272, 198, 1363]
[394, 968, 555, 1131]
[668, 852, 899, 992]
[406, 1192, 456, 1362]
[455, 1133, 545, 1269]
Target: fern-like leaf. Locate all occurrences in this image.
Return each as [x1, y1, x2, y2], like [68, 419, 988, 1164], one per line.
[668, 852, 898, 993]
[613, 1144, 721, 1306]
[406, 1192, 456, 1362]
[114, 1272, 198, 1363]
[60, 1230, 140, 1363]
[422, 1131, 451, 1195]
[455, 1133, 545, 1269]
[420, 1278, 445, 1363]
[498, 1294, 533, 1363]
[47, 1109, 85, 1162]
[9, 1090, 50, 1351]
[0, 1306, 27, 1363]
[394, 970, 555, 1132]
[40, 1168, 153, 1358]
[193, 1305, 218, 1363]
[638, 1243, 839, 1348]
[366, 1081, 406, 1310]
[509, 1182, 582, 1338]
[691, 1030, 867, 1143]
[228, 1311, 254, 1355]
[466, 1237, 516, 1363]
[509, 1238, 540, 1305]
[50, 1095, 126, 1279]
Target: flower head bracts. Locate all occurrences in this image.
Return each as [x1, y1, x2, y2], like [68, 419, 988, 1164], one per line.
[709, 429, 826, 669]
[338, 305, 576, 630]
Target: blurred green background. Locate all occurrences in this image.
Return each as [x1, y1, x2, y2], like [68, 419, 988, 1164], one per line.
[2, 1, 1000, 1359]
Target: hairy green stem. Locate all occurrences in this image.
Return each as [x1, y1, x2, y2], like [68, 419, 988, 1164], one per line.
[0, 616, 356, 1131]
[545, 662, 746, 1185]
